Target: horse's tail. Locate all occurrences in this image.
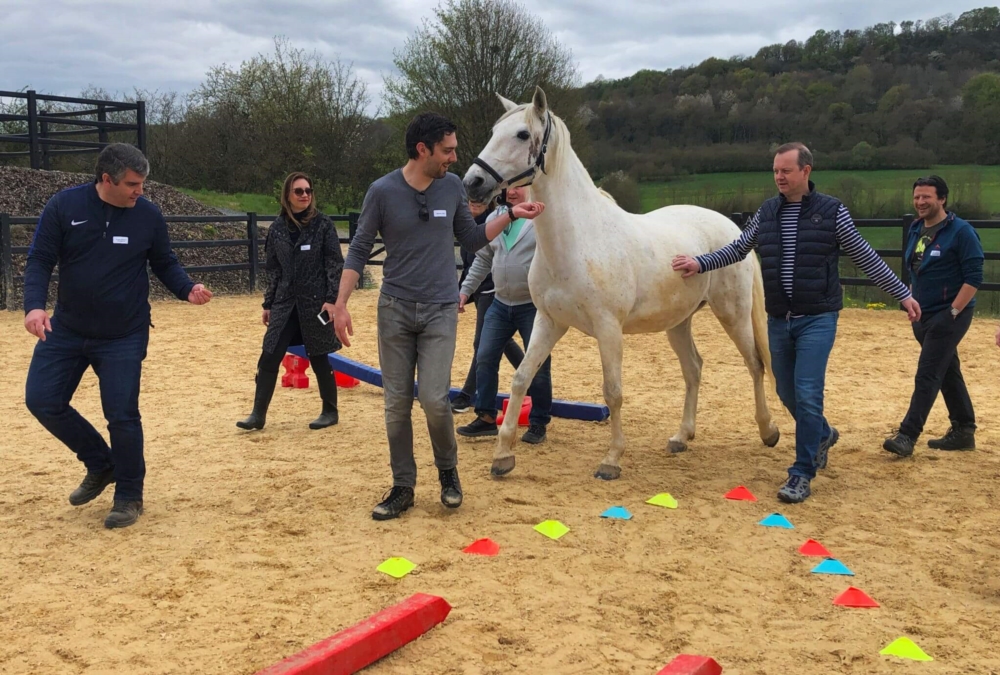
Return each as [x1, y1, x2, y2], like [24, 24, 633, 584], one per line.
[750, 255, 773, 381]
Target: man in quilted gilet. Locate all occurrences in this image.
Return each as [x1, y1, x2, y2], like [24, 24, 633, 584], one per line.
[673, 143, 921, 503]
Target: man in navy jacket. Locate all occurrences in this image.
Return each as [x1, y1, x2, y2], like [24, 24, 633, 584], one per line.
[884, 176, 984, 457]
[23, 143, 212, 529]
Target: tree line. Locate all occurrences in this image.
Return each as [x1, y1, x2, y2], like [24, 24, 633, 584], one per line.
[3, 3, 1000, 210]
[582, 7, 1000, 179]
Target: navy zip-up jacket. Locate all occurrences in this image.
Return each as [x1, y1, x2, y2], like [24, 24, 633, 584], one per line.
[23, 183, 195, 339]
[904, 212, 984, 314]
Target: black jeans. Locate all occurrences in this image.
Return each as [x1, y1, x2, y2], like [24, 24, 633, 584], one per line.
[459, 292, 524, 399]
[899, 306, 976, 440]
[259, 308, 337, 406]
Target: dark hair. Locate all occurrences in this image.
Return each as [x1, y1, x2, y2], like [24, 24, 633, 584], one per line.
[94, 143, 149, 183]
[405, 112, 457, 159]
[774, 142, 813, 169]
[913, 175, 949, 205]
[280, 172, 318, 227]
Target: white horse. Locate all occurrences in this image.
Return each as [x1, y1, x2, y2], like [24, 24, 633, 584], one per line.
[463, 87, 780, 480]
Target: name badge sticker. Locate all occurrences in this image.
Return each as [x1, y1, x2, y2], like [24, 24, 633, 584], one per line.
[433, 209, 447, 218]
[112, 236, 129, 245]
[300, 244, 311, 251]
[929, 250, 941, 256]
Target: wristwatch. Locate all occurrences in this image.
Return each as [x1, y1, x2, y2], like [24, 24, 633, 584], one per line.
[950, 306, 961, 317]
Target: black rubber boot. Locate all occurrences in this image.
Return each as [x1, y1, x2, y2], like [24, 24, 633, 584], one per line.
[237, 369, 278, 430]
[309, 356, 339, 429]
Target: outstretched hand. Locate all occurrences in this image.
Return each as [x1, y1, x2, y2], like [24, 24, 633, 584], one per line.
[512, 202, 545, 220]
[671, 255, 701, 279]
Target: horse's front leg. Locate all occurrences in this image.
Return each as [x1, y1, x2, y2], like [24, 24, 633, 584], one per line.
[491, 311, 567, 477]
[593, 320, 626, 480]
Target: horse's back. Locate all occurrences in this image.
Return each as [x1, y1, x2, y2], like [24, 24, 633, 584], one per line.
[636, 204, 744, 253]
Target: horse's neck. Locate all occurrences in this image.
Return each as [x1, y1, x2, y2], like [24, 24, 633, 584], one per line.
[531, 148, 608, 256]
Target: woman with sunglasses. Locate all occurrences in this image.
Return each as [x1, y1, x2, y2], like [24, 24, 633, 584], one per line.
[237, 172, 345, 431]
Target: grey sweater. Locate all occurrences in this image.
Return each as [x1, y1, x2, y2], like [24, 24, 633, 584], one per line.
[344, 169, 489, 303]
[460, 210, 536, 306]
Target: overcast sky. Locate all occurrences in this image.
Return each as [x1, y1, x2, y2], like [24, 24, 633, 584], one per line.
[0, 0, 989, 111]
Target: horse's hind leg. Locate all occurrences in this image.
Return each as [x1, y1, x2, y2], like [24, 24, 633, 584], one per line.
[666, 316, 702, 453]
[711, 300, 780, 447]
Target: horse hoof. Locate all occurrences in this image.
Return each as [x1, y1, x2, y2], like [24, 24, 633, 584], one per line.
[491, 456, 516, 477]
[764, 429, 780, 447]
[668, 440, 688, 454]
[594, 464, 621, 480]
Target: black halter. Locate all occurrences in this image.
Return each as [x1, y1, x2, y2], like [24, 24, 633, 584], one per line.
[472, 111, 553, 208]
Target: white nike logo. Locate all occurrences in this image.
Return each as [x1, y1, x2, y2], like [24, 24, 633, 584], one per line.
[70, 219, 87, 226]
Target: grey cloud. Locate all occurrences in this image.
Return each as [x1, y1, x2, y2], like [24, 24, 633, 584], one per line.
[0, 0, 988, 106]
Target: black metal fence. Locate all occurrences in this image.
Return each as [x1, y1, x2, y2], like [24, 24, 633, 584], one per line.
[0, 90, 146, 170]
[2, 211, 999, 311]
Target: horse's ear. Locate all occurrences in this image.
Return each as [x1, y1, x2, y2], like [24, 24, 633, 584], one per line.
[496, 93, 518, 112]
[532, 86, 548, 118]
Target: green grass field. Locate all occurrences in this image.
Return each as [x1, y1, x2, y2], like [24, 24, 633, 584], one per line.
[178, 188, 281, 215]
[639, 165, 1000, 219]
[636, 166, 1000, 313]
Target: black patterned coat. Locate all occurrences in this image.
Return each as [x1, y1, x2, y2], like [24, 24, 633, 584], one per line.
[261, 213, 343, 356]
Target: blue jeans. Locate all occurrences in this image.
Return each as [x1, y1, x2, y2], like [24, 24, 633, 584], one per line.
[25, 316, 148, 501]
[475, 299, 552, 426]
[767, 311, 838, 480]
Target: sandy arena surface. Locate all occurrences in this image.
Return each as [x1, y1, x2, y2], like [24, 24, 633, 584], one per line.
[1, 284, 999, 674]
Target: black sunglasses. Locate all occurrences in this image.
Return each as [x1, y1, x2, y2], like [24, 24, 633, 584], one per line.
[293, 187, 314, 196]
[414, 192, 428, 221]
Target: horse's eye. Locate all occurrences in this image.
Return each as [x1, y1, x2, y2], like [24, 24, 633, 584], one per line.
[516, 130, 530, 141]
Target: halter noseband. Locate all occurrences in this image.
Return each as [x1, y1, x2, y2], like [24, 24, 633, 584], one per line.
[472, 111, 553, 208]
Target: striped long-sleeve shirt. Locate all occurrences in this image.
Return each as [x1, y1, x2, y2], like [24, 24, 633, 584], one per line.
[695, 203, 911, 302]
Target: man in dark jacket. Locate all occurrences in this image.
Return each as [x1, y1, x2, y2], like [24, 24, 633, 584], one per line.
[23, 143, 212, 529]
[884, 176, 984, 457]
[451, 199, 524, 413]
[672, 142, 921, 504]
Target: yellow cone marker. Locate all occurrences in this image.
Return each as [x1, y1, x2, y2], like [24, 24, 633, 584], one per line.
[646, 493, 678, 509]
[534, 520, 569, 540]
[377, 557, 416, 578]
[880, 637, 933, 662]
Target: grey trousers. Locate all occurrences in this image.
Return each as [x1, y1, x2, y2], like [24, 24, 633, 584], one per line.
[377, 292, 460, 488]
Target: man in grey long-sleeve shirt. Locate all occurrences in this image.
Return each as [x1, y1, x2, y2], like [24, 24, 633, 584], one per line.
[334, 112, 543, 520]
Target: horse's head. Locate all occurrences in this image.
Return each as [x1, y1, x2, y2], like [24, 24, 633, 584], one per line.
[463, 86, 553, 205]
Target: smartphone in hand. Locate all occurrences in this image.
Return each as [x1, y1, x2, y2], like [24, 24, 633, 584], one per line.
[318, 309, 331, 325]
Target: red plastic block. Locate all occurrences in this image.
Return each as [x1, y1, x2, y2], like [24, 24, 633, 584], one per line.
[334, 371, 360, 388]
[496, 396, 531, 426]
[255, 593, 452, 675]
[656, 654, 723, 675]
[281, 355, 310, 389]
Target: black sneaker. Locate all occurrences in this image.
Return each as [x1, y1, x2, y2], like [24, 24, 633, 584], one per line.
[457, 415, 498, 437]
[521, 424, 547, 444]
[777, 476, 811, 503]
[372, 486, 415, 521]
[438, 467, 463, 508]
[104, 500, 143, 529]
[69, 468, 116, 506]
[927, 426, 975, 451]
[451, 394, 473, 413]
[883, 430, 915, 458]
[815, 427, 839, 470]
